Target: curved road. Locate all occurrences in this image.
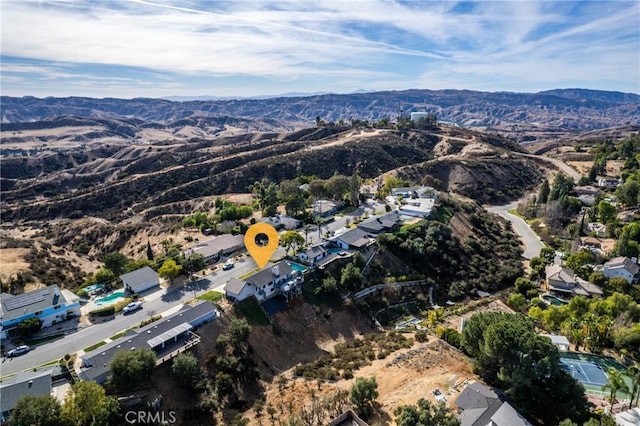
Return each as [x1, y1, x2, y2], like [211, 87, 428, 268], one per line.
[486, 201, 544, 260]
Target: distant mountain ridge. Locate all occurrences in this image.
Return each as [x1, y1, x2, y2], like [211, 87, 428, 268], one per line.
[2, 88, 639, 131]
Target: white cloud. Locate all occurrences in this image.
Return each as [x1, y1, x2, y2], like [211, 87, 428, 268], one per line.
[0, 0, 638, 96]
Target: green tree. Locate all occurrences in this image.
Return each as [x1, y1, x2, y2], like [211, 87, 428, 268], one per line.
[158, 259, 182, 285]
[108, 348, 157, 391]
[62, 381, 121, 426]
[538, 179, 550, 204]
[94, 267, 115, 284]
[340, 263, 364, 291]
[104, 252, 129, 276]
[16, 317, 41, 337]
[349, 377, 378, 420]
[602, 367, 629, 413]
[249, 179, 278, 216]
[172, 352, 201, 389]
[565, 250, 595, 280]
[183, 253, 207, 273]
[394, 398, 460, 426]
[126, 259, 154, 273]
[626, 365, 640, 409]
[146, 241, 154, 261]
[326, 174, 350, 200]
[350, 168, 361, 206]
[506, 293, 527, 311]
[280, 231, 305, 255]
[515, 277, 536, 295]
[597, 201, 617, 224]
[549, 173, 575, 201]
[8, 395, 63, 426]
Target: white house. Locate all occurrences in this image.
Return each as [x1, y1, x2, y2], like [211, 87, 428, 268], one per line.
[586, 222, 607, 237]
[333, 228, 375, 251]
[601, 257, 640, 284]
[121, 266, 160, 294]
[399, 198, 435, 218]
[297, 244, 329, 265]
[597, 177, 621, 188]
[225, 261, 303, 302]
[0, 285, 81, 339]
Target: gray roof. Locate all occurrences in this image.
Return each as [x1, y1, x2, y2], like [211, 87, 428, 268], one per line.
[120, 266, 159, 290]
[455, 382, 531, 426]
[545, 265, 576, 285]
[606, 257, 640, 275]
[329, 410, 369, 426]
[301, 245, 328, 257]
[335, 228, 373, 246]
[225, 278, 248, 296]
[357, 212, 401, 234]
[541, 334, 570, 346]
[1, 285, 68, 321]
[0, 370, 52, 414]
[246, 261, 294, 287]
[190, 234, 244, 258]
[80, 301, 216, 383]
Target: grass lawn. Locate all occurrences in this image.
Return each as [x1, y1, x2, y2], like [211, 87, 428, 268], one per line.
[238, 268, 260, 280]
[83, 340, 107, 353]
[110, 331, 127, 340]
[235, 298, 270, 326]
[197, 291, 224, 303]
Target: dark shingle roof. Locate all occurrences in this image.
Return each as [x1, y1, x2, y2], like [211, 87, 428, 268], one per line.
[455, 382, 531, 426]
[225, 278, 248, 296]
[245, 261, 294, 288]
[336, 228, 372, 246]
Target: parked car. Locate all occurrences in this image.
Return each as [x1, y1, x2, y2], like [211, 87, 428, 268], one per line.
[222, 260, 234, 270]
[122, 301, 143, 314]
[7, 345, 30, 358]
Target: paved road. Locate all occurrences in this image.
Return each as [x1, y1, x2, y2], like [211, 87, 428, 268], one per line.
[486, 201, 544, 260]
[0, 251, 284, 377]
[512, 152, 581, 181]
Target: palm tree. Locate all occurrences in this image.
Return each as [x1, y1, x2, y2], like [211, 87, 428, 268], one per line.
[626, 365, 640, 409]
[603, 367, 630, 413]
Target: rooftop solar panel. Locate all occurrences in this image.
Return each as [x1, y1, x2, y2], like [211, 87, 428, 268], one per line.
[3, 291, 48, 311]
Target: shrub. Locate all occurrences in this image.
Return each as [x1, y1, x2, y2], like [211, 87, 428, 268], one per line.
[76, 289, 88, 298]
[415, 330, 428, 342]
[90, 306, 115, 317]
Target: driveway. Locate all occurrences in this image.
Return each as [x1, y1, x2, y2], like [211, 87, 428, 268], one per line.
[485, 201, 544, 260]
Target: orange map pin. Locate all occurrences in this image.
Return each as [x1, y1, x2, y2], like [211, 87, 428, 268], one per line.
[244, 223, 280, 269]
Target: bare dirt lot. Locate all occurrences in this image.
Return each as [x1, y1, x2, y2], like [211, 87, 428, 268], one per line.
[566, 160, 625, 177]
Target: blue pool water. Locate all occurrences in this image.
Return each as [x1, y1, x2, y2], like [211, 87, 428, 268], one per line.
[542, 294, 568, 306]
[95, 291, 126, 306]
[289, 261, 309, 273]
[84, 283, 104, 292]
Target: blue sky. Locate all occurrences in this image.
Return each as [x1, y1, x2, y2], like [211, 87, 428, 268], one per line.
[1, 0, 638, 99]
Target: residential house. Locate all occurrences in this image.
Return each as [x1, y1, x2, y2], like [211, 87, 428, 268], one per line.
[185, 234, 245, 263]
[574, 185, 599, 206]
[357, 211, 401, 235]
[545, 265, 603, 299]
[313, 200, 343, 217]
[586, 222, 607, 238]
[333, 228, 375, 251]
[225, 260, 303, 302]
[297, 244, 329, 265]
[329, 410, 369, 426]
[541, 334, 570, 351]
[260, 214, 301, 230]
[455, 381, 532, 426]
[601, 257, 640, 284]
[579, 236, 616, 256]
[392, 187, 419, 198]
[79, 301, 217, 384]
[0, 285, 81, 339]
[399, 197, 435, 218]
[597, 177, 621, 188]
[0, 370, 53, 422]
[121, 266, 160, 295]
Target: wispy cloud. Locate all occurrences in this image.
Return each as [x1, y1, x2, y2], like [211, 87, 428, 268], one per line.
[0, 0, 638, 97]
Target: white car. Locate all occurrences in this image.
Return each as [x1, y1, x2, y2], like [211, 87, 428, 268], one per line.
[122, 301, 143, 314]
[222, 260, 234, 270]
[7, 345, 30, 357]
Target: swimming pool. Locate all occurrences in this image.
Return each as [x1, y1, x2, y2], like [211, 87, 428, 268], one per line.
[542, 294, 568, 306]
[288, 261, 309, 273]
[95, 291, 126, 306]
[83, 283, 104, 293]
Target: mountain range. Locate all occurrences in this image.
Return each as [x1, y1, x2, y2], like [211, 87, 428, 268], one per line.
[2, 88, 639, 132]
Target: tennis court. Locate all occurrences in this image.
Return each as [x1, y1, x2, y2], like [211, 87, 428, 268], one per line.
[561, 358, 608, 386]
